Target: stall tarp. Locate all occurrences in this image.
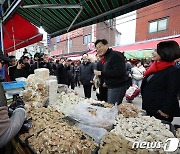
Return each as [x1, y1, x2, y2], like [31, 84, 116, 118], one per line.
[113, 36, 180, 52]
[124, 49, 154, 59]
[3, 14, 43, 54]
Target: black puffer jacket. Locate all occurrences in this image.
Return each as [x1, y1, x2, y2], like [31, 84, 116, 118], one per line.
[102, 48, 127, 88]
[56, 64, 68, 84]
[79, 61, 94, 85]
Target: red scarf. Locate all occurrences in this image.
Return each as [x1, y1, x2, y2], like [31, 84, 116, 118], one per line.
[144, 61, 175, 76]
[101, 58, 105, 65]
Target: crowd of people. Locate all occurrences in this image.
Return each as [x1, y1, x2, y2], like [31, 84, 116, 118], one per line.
[0, 39, 180, 148]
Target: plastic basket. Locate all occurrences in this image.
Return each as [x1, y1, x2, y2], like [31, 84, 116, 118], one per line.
[2, 81, 26, 91]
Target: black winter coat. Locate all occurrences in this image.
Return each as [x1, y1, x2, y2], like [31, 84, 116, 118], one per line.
[102, 48, 127, 88]
[56, 64, 68, 84]
[79, 61, 94, 85]
[96, 61, 105, 86]
[141, 66, 180, 117]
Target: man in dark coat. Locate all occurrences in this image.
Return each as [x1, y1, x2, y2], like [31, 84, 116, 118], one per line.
[14, 56, 31, 79]
[56, 58, 68, 85]
[79, 53, 94, 98]
[94, 39, 127, 105]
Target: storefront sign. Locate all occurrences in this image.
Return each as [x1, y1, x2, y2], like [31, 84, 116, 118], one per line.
[60, 28, 83, 41]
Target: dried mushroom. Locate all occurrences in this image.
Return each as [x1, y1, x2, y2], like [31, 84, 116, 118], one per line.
[28, 122, 97, 154]
[118, 103, 139, 118]
[176, 128, 180, 138]
[99, 132, 150, 154]
[19, 107, 64, 141]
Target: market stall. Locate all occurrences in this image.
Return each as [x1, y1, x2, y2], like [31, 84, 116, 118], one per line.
[2, 68, 180, 154]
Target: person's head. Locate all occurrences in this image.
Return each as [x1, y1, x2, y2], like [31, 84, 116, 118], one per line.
[9, 55, 17, 66]
[0, 50, 11, 70]
[74, 61, 77, 66]
[82, 53, 89, 62]
[44, 54, 49, 63]
[95, 39, 109, 57]
[34, 52, 44, 62]
[59, 57, 65, 64]
[23, 56, 30, 64]
[96, 53, 103, 61]
[134, 61, 142, 67]
[152, 41, 180, 62]
[66, 59, 72, 66]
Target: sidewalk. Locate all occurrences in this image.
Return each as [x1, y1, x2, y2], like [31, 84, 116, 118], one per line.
[74, 85, 180, 125]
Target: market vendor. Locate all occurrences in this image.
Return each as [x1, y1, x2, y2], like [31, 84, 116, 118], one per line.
[0, 51, 26, 148]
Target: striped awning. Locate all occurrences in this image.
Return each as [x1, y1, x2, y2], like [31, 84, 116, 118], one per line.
[14, 0, 162, 37]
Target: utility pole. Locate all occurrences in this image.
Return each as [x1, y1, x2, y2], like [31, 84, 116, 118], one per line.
[67, 32, 70, 54]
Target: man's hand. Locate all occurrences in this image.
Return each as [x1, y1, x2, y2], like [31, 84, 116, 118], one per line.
[94, 70, 101, 76]
[157, 110, 170, 118]
[90, 80, 94, 84]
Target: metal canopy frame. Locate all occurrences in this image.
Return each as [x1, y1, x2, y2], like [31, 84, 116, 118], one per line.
[1, 0, 163, 38]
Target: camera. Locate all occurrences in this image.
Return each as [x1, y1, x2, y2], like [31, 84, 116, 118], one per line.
[18, 58, 24, 64]
[34, 52, 44, 62]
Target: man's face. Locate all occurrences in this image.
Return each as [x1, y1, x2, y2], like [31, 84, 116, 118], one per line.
[96, 42, 108, 57]
[0, 60, 4, 71]
[60, 59, 65, 64]
[23, 58, 30, 64]
[10, 58, 17, 66]
[44, 55, 49, 63]
[82, 54, 88, 62]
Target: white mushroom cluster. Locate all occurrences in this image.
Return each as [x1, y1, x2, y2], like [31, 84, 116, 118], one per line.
[51, 91, 85, 115]
[112, 115, 174, 146]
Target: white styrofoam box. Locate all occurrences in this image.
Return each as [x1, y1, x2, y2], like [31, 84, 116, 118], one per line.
[34, 68, 49, 80]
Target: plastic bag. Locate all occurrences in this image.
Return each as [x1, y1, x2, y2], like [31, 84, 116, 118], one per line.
[76, 123, 108, 143]
[125, 84, 140, 100]
[69, 101, 118, 129]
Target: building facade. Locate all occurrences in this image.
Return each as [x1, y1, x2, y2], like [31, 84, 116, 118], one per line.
[136, 0, 180, 41]
[50, 20, 120, 56]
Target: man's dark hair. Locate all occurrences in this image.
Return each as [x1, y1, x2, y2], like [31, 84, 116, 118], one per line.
[95, 39, 108, 47]
[60, 57, 66, 61]
[67, 59, 72, 62]
[23, 56, 30, 60]
[157, 40, 180, 62]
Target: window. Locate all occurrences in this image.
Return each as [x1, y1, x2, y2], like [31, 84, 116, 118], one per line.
[56, 36, 60, 43]
[149, 17, 168, 33]
[66, 39, 72, 48]
[53, 44, 57, 51]
[83, 34, 91, 44]
[104, 18, 116, 28]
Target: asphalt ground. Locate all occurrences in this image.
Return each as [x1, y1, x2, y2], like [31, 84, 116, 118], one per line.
[74, 85, 180, 125]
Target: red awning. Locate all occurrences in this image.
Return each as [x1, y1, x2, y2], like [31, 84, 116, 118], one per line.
[113, 36, 180, 52]
[3, 14, 43, 54]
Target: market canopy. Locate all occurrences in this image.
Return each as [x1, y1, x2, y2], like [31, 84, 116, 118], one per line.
[2, 0, 163, 38]
[124, 49, 154, 59]
[3, 13, 43, 54]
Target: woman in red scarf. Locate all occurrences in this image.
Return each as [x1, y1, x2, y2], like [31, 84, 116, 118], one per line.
[141, 41, 180, 122]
